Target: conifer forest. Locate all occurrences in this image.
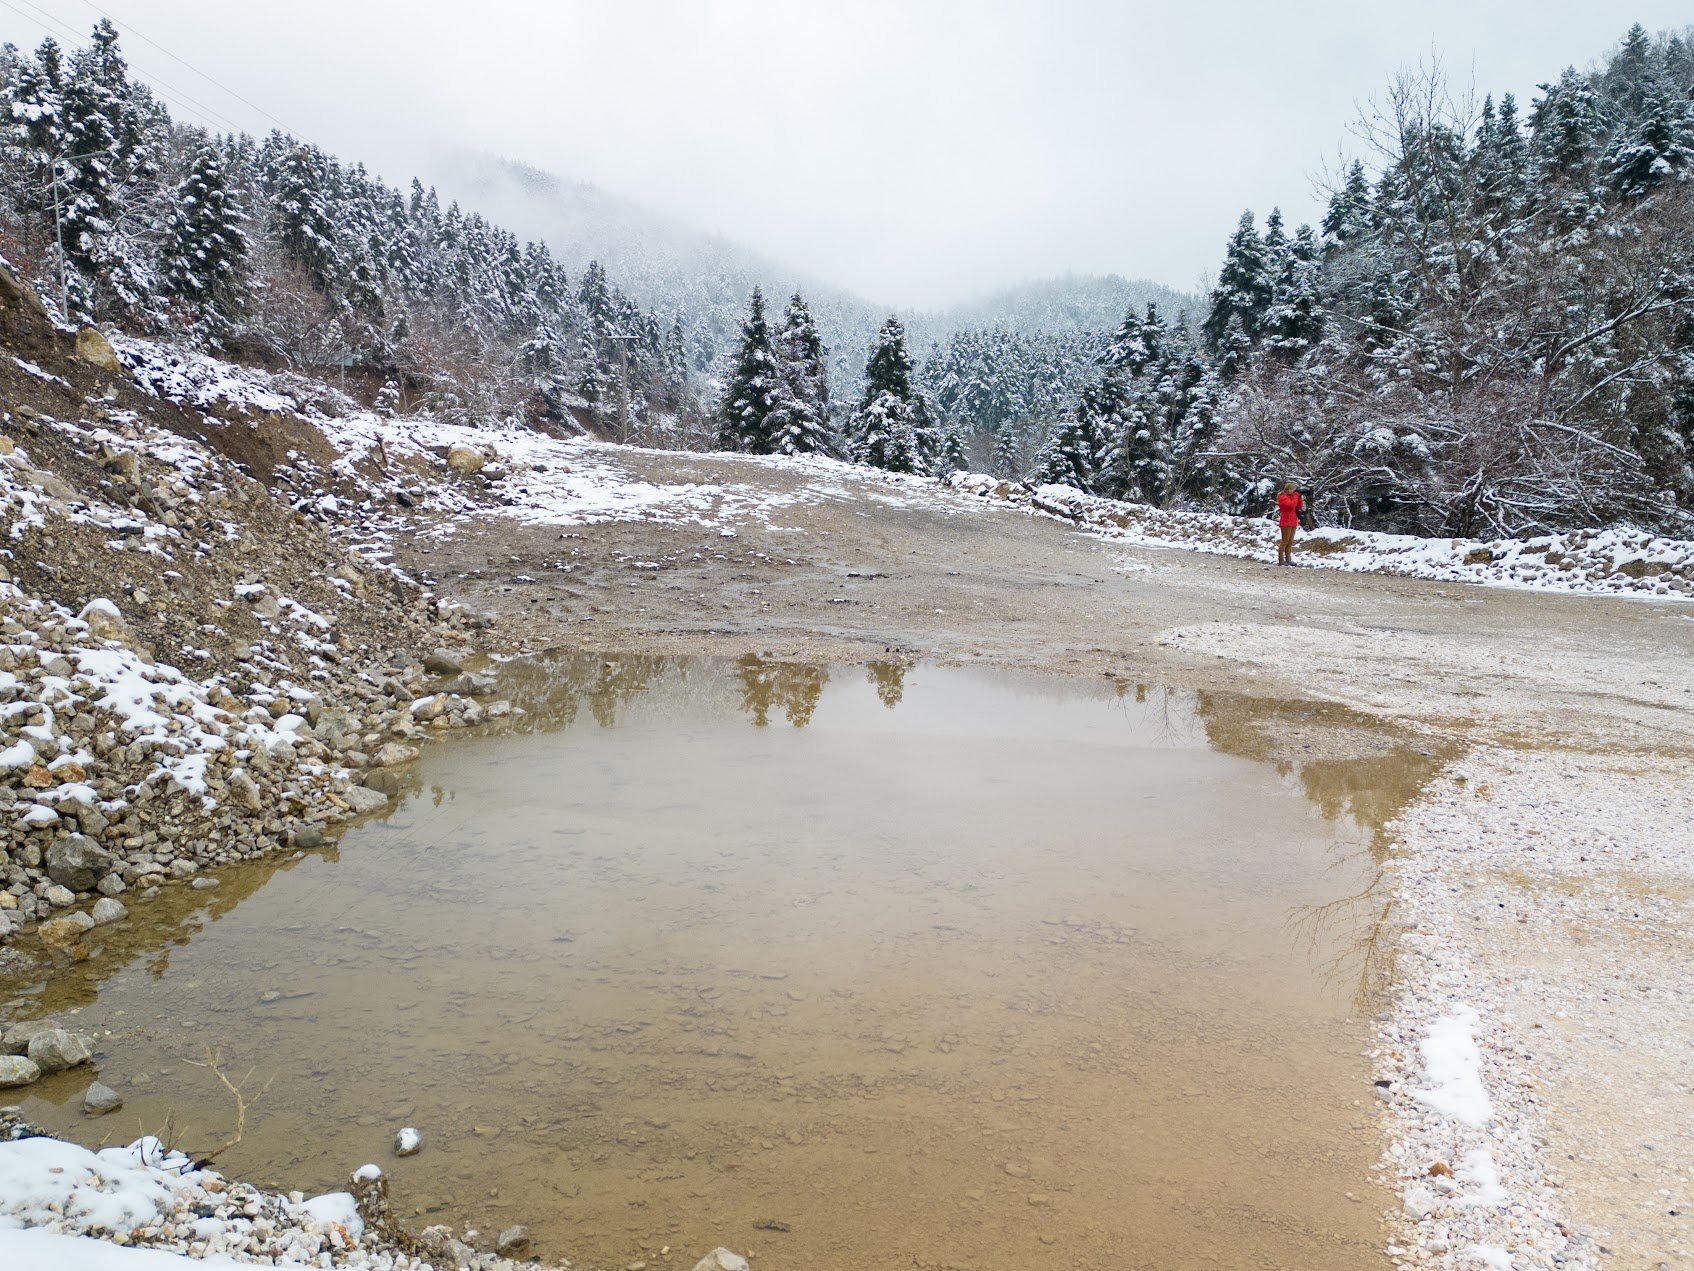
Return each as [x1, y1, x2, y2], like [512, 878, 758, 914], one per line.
[3, 20, 1693, 537]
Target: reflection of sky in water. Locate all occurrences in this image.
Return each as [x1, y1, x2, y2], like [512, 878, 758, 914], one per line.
[7, 657, 1416, 1271]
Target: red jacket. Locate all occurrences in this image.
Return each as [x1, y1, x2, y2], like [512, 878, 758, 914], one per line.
[1277, 490, 1303, 528]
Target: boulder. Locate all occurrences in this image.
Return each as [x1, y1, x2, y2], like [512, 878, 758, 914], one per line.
[691, 1250, 753, 1271]
[445, 672, 498, 697]
[228, 769, 263, 812]
[372, 742, 421, 768]
[409, 693, 447, 722]
[2, 1020, 60, 1056]
[422, 650, 463, 676]
[83, 1081, 124, 1115]
[46, 834, 118, 892]
[393, 1127, 423, 1157]
[496, 1225, 531, 1256]
[0, 262, 49, 320]
[38, 913, 93, 960]
[444, 445, 485, 475]
[27, 1028, 95, 1073]
[0, 1055, 41, 1088]
[74, 326, 123, 372]
[78, 599, 127, 643]
[291, 825, 326, 849]
[90, 897, 128, 926]
[343, 786, 392, 815]
[363, 769, 402, 796]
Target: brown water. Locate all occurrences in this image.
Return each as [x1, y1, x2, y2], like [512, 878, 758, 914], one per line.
[4, 655, 1424, 1271]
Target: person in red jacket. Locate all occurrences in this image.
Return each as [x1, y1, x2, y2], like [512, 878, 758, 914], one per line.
[1276, 481, 1303, 566]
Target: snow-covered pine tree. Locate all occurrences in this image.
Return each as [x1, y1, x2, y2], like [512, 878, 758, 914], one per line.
[1170, 362, 1224, 502]
[160, 142, 251, 324]
[1264, 223, 1323, 360]
[1109, 388, 1171, 505]
[1529, 67, 1608, 181]
[57, 26, 142, 319]
[855, 391, 926, 473]
[1604, 81, 1694, 197]
[1031, 410, 1095, 491]
[717, 287, 778, 451]
[937, 424, 969, 472]
[766, 293, 835, 455]
[1202, 210, 1273, 364]
[6, 38, 64, 173]
[853, 316, 936, 472]
[1322, 161, 1374, 245]
[992, 425, 1021, 479]
[271, 143, 342, 294]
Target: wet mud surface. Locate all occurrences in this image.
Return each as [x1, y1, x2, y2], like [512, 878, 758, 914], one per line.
[2, 655, 1440, 1270]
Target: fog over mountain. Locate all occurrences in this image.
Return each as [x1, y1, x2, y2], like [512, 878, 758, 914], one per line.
[425, 149, 1199, 382]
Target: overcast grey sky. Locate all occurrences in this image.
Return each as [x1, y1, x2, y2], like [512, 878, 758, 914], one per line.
[9, 2, 1691, 307]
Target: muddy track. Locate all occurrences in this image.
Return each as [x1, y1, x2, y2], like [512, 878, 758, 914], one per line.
[398, 446, 1694, 756]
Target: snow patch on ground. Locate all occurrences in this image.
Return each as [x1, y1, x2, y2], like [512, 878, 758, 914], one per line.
[1411, 1008, 1491, 1127]
[949, 472, 1694, 601]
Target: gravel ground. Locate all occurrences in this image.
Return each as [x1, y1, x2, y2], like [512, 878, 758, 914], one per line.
[1373, 750, 1694, 1271]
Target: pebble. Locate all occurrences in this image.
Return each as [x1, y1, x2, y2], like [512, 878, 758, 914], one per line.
[393, 1127, 423, 1157]
[191, 877, 220, 890]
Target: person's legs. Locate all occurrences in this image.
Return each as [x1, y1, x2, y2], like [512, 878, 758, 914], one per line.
[1279, 524, 1295, 564]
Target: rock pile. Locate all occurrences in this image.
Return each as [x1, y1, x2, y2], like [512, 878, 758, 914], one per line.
[0, 1115, 570, 1270]
[0, 581, 515, 945]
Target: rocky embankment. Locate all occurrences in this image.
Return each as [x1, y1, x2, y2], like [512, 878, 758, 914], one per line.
[0, 275, 520, 964]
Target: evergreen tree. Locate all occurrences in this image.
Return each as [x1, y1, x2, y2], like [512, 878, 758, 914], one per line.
[8, 38, 64, 163]
[717, 288, 778, 451]
[1322, 161, 1374, 244]
[160, 142, 250, 320]
[766, 293, 835, 455]
[272, 144, 341, 292]
[855, 391, 927, 474]
[1203, 211, 1273, 360]
[1032, 408, 1096, 490]
[863, 314, 918, 399]
[853, 317, 936, 471]
[937, 424, 969, 471]
[1530, 67, 1608, 180]
[992, 425, 1020, 478]
[1604, 82, 1694, 197]
[1602, 23, 1654, 117]
[1264, 223, 1323, 359]
[58, 28, 135, 318]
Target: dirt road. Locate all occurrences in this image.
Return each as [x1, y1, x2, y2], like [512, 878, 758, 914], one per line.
[398, 445, 1694, 753]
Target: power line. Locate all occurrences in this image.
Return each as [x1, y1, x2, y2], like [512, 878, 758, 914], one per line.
[0, 0, 239, 135]
[71, 0, 303, 138]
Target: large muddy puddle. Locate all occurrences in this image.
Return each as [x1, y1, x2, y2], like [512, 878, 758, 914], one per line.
[5, 654, 1436, 1270]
